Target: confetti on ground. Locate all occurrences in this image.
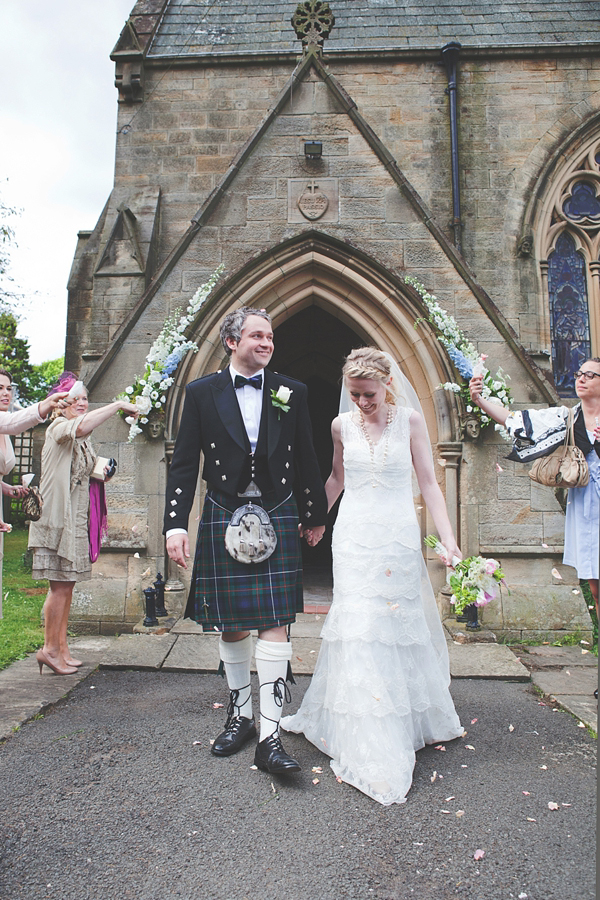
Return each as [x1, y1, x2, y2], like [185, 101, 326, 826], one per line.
[312, 778, 320, 785]
[581, 649, 590, 655]
[547, 802, 559, 811]
[336, 776, 343, 784]
[572, 589, 580, 594]
[522, 791, 530, 796]
[312, 766, 323, 774]
[473, 849, 485, 861]
[541, 542, 548, 548]
[526, 817, 537, 823]
[562, 803, 572, 807]
[212, 702, 224, 709]
[551, 567, 562, 579]
[508, 724, 514, 732]
[461, 765, 468, 768]
[296, 656, 303, 661]
[456, 810, 465, 818]
[271, 782, 276, 793]
[192, 741, 202, 746]
[250, 765, 258, 770]
[310, 650, 316, 654]
[577, 722, 586, 728]
[133, 552, 140, 558]
[209, 739, 215, 746]
[581, 639, 590, 645]
[470, 718, 478, 724]
[440, 810, 451, 814]
[438, 458, 447, 466]
[141, 567, 152, 578]
[465, 744, 475, 751]
[445, 796, 455, 802]
[540, 765, 548, 770]
[518, 893, 528, 899]
[462, 729, 468, 737]
[435, 745, 446, 751]
[430, 771, 438, 783]
[495, 463, 503, 473]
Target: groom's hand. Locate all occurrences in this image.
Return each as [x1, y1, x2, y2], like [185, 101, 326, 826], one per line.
[303, 525, 325, 547]
[166, 533, 190, 568]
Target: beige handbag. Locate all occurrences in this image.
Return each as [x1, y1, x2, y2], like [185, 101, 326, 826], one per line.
[529, 409, 589, 489]
[90, 457, 117, 482]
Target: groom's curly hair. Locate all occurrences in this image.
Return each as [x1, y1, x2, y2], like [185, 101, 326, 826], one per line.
[220, 307, 271, 355]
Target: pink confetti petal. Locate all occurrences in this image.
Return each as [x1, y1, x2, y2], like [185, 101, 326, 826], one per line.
[522, 791, 530, 796]
[192, 741, 202, 746]
[385, 568, 392, 577]
[508, 724, 515, 732]
[312, 778, 320, 785]
[470, 718, 478, 724]
[311, 766, 323, 774]
[212, 702, 224, 709]
[551, 567, 562, 580]
[430, 771, 438, 783]
[473, 849, 485, 860]
[455, 810, 465, 818]
[527, 817, 537, 822]
[435, 745, 446, 751]
[541, 542, 549, 548]
[336, 776, 343, 784]
[465, 744, 475, 750]
[495, 463, 503, 473]
[547, 801, 559, 810]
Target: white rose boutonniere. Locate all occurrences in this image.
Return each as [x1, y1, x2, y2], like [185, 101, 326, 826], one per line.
[271, 385, 293, 419]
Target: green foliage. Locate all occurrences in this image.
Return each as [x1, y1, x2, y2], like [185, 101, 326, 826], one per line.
[0, 527, 46, 670]
[27, 356, 65, 402]
[0, 311, 35, 401]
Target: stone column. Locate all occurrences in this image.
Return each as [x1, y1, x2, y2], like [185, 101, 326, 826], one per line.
[437, 441, 463, 540]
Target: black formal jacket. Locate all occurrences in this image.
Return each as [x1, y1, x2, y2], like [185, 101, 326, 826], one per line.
[163, 367, 327, 533]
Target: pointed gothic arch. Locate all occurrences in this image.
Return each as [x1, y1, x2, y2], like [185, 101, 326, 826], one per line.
[526, 121, 600, 395]
[165, 232, 462, 449]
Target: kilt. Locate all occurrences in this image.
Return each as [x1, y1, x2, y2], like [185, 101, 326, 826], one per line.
[185, 490, 304, 632]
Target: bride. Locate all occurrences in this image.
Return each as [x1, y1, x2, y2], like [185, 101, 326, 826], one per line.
[281, 347, 463, 805]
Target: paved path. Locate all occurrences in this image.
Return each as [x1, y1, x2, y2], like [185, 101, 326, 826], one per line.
[0, 617, 596, 742]
[0, 670, 595, 900]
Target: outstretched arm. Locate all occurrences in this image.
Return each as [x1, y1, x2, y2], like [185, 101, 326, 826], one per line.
[75, 400, 139, 437]
[469, 375, 509, 426]
[410, 410, 461, 563]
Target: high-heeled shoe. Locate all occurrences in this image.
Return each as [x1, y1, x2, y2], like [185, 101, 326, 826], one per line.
[36, 649, 77, 676]
[63, 656, 83, 667]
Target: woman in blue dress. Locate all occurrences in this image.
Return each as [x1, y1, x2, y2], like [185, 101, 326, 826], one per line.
[469, 358, 600, 618]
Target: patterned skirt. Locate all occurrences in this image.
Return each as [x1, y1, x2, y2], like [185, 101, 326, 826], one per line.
[185, 490, 303, 632]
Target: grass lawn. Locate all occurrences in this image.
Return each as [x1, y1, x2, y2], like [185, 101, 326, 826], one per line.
[0, 527, 48, 671]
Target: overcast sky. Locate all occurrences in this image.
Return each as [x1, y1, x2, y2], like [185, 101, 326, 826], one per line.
[0, 0, 134, 363]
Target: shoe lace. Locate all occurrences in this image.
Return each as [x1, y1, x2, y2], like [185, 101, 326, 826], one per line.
[225, 685, 252, 727]
[259, 676, 292, 735]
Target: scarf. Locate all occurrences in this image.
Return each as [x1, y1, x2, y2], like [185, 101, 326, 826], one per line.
[89, 479, 108, 562]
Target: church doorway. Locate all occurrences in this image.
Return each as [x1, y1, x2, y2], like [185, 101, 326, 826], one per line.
[270, 304, 366, 583]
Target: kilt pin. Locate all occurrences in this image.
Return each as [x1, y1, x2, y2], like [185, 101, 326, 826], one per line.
[164, 365, 327, 773]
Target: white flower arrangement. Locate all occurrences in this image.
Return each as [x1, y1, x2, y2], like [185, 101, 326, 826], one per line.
[406, 276, 512, 434]
[118, 266, 224, 441]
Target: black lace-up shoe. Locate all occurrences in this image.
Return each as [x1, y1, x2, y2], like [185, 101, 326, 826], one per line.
[254, 733, 301, 774]
[211, 716, 257, 757]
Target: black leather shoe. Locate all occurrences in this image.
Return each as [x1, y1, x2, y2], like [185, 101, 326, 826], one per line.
[211, 716, 257, 757]
[254, 733, 301, 774]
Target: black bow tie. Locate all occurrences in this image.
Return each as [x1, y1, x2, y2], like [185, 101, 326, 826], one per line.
[234, 374, 263, 390]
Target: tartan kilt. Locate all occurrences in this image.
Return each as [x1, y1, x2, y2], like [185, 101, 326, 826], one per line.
[185, 490, 304, 632]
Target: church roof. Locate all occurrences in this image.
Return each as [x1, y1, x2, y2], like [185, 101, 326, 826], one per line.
[146, 0, 600, 58]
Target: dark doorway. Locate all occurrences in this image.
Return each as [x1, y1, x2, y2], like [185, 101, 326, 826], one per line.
[270, 305, 366, 580]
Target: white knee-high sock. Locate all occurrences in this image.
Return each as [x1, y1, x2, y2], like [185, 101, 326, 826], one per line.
[219, 635, 253, 720]
[254, 638, 293, 741]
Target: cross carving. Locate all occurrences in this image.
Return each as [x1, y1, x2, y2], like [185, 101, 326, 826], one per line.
[291, 0, 335, 54]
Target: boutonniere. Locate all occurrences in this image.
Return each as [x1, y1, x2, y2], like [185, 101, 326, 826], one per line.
[271, 385, 293, 419]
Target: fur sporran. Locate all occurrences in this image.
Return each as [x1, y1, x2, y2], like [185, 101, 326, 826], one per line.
[21, 486, 43, 521]
[529, 409, 589, 489]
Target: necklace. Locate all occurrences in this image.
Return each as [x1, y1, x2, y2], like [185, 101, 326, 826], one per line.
[359, 405, 393, 487]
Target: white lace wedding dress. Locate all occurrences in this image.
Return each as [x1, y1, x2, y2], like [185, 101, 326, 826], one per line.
[281, 407, 463, 805]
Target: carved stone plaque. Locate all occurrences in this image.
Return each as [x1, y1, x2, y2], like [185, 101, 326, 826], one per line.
[288, 178, 339, 224]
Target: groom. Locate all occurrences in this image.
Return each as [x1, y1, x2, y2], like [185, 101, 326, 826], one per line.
[165, 307, 326, 773]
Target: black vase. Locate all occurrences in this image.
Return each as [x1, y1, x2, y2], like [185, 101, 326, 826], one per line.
[465, 602, 480, 630]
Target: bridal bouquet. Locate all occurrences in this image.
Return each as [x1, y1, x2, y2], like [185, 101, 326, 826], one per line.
[118, 266, 223, 441]
[424, 535, 507, 616]
[407, 276, 512, 434]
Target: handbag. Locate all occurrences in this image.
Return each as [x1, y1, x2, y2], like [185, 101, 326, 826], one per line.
[90, 457, 117, 482]
[22, 485, 43, 521]
[528, 408, 589, 489]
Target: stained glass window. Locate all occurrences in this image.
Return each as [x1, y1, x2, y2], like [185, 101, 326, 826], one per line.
[547, 232, 592, 397]
[563, 181, 600, 223]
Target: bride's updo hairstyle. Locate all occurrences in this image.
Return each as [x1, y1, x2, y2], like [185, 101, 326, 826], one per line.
[342, 347, 403, 406]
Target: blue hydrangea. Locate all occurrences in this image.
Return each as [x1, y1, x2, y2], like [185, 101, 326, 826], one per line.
[446, 345, 474, 379]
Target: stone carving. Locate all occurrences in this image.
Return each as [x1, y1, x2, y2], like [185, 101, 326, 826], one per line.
[517, 231, 533, 257]
[461, 414, 481, 441]
[297, 180, 329, 220]
[291, 0, 335, 53]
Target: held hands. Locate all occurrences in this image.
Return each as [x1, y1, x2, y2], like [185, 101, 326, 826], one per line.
[301, 524, 326, 547]
[166, 532, 190, 569]
[469, 375, 484, 404]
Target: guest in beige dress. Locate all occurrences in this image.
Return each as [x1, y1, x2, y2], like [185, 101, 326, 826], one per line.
[28, 373, 139, 675]
[0, 367, 71, 619]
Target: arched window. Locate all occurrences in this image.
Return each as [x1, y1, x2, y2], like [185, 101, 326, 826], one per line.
[536, 135, 600, 397]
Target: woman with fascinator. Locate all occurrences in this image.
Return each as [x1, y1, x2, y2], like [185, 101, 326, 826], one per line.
[281, 348, 463, 805]
[28, 373, 139, 675]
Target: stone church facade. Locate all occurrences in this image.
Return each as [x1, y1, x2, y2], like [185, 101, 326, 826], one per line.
[64, 0, 600, 638]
